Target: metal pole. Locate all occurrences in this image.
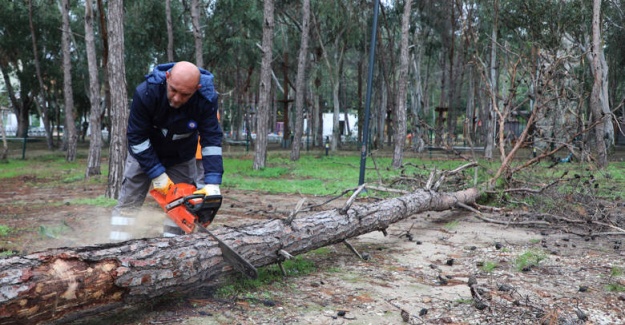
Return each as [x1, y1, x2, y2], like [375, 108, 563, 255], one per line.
[358, 0, 380, 186]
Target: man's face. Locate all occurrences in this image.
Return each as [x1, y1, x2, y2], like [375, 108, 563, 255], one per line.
[166, 71, 199, 108]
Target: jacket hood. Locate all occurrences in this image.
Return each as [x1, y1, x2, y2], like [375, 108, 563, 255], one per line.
[145, 62, 217, 103]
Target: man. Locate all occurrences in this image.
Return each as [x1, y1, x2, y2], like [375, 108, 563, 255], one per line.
[110, 61, 223, 241]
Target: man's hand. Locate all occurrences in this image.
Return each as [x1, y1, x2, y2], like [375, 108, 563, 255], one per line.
[152, 173, 174, 195]
[194, 184, 221, 196]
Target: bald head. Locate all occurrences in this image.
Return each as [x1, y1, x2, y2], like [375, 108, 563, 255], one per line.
[165, 61, 201, 108]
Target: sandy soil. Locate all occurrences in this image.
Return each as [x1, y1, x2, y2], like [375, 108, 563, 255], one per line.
[1, 179, 625, 324]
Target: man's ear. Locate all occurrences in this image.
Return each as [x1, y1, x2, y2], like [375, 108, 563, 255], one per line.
[197, 84, 202, 90]
[165, 71, 171, 80]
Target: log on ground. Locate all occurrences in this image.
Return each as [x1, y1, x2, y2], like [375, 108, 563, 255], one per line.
[0, 188, 479, 324]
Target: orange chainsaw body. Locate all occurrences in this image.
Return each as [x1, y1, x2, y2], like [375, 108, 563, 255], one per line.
[150, 183, 220, 234]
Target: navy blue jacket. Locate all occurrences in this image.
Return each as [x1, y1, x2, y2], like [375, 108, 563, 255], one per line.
[127, 63, 223, 185]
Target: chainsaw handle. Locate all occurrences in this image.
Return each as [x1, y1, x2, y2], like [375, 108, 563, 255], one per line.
[183, 194, 207, 213]
[183, 194, 222, 213]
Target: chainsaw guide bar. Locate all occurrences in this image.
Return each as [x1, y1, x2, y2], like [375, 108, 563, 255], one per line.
[150, 183, 258, 279]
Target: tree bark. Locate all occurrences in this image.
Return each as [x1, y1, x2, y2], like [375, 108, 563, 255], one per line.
[289, 0, 311, 162]
[105, 0, 128, 199]
[84, 0, 103, 178]
[165, 0, 174, 62]
[97, 0, 111, 145]
[0, 188, 479, 324]
[61, 0, 78, 162]
[253, 0, 274, 170]
[0, 110, 7, 161]
[191, 0, 203, 68]
[391, 0, 411, 168]
[484, 0, 499, 160]
[589, 0, 609, 168]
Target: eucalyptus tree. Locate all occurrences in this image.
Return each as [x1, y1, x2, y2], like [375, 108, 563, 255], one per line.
[60, 0, 79, 162]
[0, 1, 44, 138]
[28, 0, 55, 150]
[312, 0, 360, 151]
[202, 0, 264, 141]
[106, 0, 128, 199]
[289, 0, 311, 162]
[191, 0, 204, 68]
[603, 0, 625, 117]
[85, 0, 103, 177]
[124, 0, 167, 85]
[254, 0, 275, 170]
[166, 0, 174, 61]
[391, 0, 412, 168]
[493, 0, 614, 167]
[589, 0, 609, 168]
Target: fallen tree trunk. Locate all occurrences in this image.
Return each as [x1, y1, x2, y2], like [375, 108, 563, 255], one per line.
[0, 188, 479, 324]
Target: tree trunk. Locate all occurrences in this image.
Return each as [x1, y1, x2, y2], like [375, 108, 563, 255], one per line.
[191, 0, 203, 68]
[484, 0, 499, 160]
[0, 110, 7, 161]
[392, 0, 411, 168]
[253, 0, 274, 170]
[85, 0, 103, 178]
[28, 0, 55, 150]
[61, 0, 78, 162]
[290, 0, 311, 161]
[165, 0, 174, 62]
[0, 62, 25, 138]
[410, 28, 426, 153]
[589, 0, 609, 168]
[97, 0, 111, 145]
[0, 188, 479, 325]
[105, 0, 128, 199]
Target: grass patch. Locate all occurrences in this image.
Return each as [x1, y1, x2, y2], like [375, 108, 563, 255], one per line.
[222, 154, 469, 196]
[71, 195, 118, 207]
[605, 284, 625, 292]
[610, 266, 623, 278]
[0, 225, 11, 237]
[215, 256, 316, 298]
[514, 249, 547, 271]
[481, 261, 498, 272]
[443, 220, 460, 230]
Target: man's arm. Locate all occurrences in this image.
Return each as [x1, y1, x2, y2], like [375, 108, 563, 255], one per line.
[127, 85, 166, 179]
[197, 98, 223, 185]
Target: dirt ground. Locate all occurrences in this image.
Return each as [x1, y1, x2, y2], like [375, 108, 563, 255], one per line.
[1, 176, 625, 325]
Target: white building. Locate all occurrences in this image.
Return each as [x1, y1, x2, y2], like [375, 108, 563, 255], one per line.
[320, 113, 358, 139]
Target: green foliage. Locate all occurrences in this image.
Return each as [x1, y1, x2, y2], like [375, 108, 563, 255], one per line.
[481, 261, 498, 273]
[0, 225, 11, 237]
[215, 256, 316, 298]
[222, 154, 472, 196]
[71, 196, 118, 208]
[443, 220, 460, 230]
[223, 155, 342, 195]
[455, 298, 474, 304]
[0, 150, 105, 186]
[610, 267, 624, 278]
[605, 284, 625, 292]
[514, 249, 547, 271]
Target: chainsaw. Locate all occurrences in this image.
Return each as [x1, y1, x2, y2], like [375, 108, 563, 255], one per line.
[150, 183, 258, 279]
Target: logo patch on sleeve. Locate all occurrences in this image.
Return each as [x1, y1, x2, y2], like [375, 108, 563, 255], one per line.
[187, 120, 198, 130]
